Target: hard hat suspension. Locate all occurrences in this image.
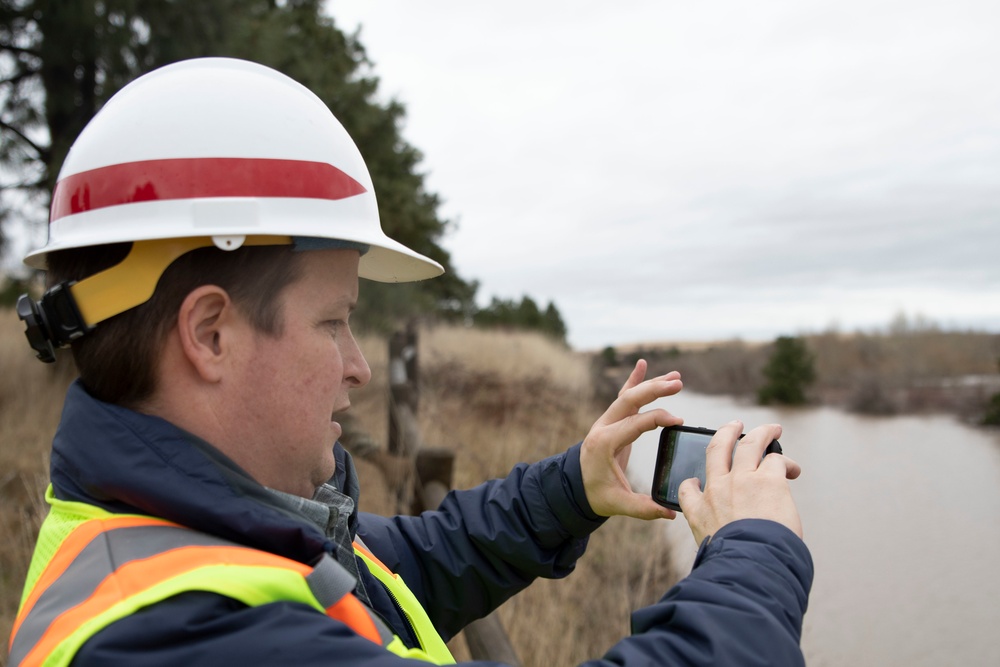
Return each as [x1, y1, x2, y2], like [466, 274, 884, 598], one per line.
[17, 235, 292, 363]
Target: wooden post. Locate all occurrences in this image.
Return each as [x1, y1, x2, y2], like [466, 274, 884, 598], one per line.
[414, 448, 454, 515]
[388, 323, 420, 457]
[416, 449, 523, 667]
[387, 326, 522, 667]
[463, 616, 523, 667]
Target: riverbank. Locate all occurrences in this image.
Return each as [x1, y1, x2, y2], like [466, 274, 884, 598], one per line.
[594, 326, 1000, 424]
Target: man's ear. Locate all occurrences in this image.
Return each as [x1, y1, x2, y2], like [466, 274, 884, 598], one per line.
[175, 285, 239, 383]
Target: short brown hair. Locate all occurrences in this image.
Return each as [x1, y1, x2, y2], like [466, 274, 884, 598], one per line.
[47, 243, 303, 408]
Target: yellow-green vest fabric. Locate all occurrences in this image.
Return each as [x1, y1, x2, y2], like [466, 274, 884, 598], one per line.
[8, 488, 455, 667]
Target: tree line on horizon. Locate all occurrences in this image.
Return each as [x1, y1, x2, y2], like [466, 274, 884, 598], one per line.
[595, 318, 1000, 422]
[0, 0, 569, 342]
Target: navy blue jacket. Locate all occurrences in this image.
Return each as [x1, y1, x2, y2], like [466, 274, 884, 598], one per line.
[45, 381, 812, 665]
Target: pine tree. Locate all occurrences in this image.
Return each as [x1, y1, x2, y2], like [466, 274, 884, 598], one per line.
[757, 336, 816, 405]
[0, 0, 475, 325]
[984, 356, 1000, 426]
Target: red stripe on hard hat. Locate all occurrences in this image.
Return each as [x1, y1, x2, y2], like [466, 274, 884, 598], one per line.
[50, 157, 368, 222]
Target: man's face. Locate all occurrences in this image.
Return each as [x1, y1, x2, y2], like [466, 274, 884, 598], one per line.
[228, 249, 371, 497]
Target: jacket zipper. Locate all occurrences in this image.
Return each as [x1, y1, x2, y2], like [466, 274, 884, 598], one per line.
[378, 578, 422, 650]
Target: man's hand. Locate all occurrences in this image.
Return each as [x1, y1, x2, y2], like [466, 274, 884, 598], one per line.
[679, 421, 803, 544]
[580, 359, 684, 520]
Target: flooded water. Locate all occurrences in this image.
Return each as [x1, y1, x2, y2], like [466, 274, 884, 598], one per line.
[629, 391, 1000, 666]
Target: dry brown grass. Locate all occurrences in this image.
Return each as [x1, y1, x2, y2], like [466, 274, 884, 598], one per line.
[0, 311, 76, 663]
[0, 312, 674, 666]
[421, 324, 593, 394]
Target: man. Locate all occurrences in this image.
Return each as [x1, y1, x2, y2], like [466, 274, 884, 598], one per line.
[8, 58, 811, 666]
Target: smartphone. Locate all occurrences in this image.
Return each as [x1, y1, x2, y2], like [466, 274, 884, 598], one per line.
[650, 425, 783, 512]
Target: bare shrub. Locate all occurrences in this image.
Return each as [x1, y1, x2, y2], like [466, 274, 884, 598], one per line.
[844, 373, 900, 415]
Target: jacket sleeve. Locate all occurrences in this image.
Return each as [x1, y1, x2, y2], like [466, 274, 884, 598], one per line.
[601, 519, 813, 667]
[357, 443, 607, 640]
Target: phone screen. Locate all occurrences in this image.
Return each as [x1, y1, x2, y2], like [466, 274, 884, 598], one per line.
[651, 427, 713, 511]
[651, 426, 782, 512]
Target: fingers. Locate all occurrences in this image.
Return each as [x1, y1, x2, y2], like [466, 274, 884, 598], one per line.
[782, 456, 802, 480]
[677, 476, 702, 510]
[617, 409, 685, 447]
[616, 359, 682, 395]
[581, 361, 686, 521]
[704, 421, 742, 480]
[590, 409, 683, 464]
[618, 359, 649, 397]
[604, 375, 683, 425]
[732, 423, 783, 472]
[758, 452, 802, 480]
[677, 477, 709, 543]
[682, 422, 804, 542]
[624, 493, 677, 521]
[644, 370, 682, 383]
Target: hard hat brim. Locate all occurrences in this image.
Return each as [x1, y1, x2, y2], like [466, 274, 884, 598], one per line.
[25, 197, 444, 283]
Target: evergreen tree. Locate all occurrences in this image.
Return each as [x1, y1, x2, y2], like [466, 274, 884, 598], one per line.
[542, 301, 568, 340]
[472, 295, 568, 343]
[982, 393, 1000, 426]
[757, 336, 816, 405]
[985, 356, 1000, 426]
[0, 0, 475, 326]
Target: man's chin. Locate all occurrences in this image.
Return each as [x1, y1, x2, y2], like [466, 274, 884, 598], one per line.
[315, 451, 339, 490]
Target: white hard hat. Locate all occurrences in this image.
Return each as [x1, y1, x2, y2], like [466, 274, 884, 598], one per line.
[25, 57, 444, 283]
[16, 57, 444, 363]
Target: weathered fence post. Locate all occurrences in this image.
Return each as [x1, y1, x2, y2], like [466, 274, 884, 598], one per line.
[386, 326, 523, 666]
[415, 449, 523, 667]
[386, 322, 420, 510]
[414, 447, 454, 516]
[388, 321, 420, 457]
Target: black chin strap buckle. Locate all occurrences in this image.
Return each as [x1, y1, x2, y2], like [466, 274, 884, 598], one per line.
[16, 283, 91, 363]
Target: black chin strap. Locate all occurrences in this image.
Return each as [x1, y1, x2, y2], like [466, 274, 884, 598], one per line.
[16, 284, 91, 363]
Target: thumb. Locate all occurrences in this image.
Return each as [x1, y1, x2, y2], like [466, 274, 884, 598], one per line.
[610, 490, 677, 520]
[677, 477, 702, 514]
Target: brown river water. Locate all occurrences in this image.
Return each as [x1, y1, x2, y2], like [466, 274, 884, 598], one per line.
[630, 390, 1000, 666]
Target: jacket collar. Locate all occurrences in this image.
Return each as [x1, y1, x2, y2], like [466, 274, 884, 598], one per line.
[50, 380, 347, 564]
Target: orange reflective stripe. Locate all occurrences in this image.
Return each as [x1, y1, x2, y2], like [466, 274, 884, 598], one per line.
[325, 589, 382, 644]
[9, 515, 178, 652]
[15, 516, 391, 665]
[21, 544, 312, 667]
[352, 541, 392, 575]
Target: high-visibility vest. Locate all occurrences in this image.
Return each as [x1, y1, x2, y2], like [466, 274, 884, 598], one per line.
[8, 487, 455, 667]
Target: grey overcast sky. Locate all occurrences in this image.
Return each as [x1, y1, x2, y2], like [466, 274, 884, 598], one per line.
[329, 0, 1000, 350]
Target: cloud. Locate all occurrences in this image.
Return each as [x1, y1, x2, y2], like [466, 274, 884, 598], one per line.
[333, 1, 1000, 347]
